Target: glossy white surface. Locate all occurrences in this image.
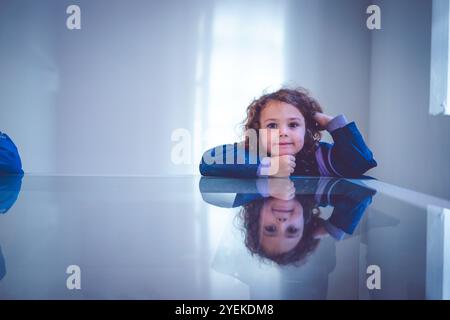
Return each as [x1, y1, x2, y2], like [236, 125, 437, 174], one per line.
[0, 175, 448, 299]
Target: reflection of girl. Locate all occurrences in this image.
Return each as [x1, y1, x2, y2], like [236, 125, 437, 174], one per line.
[200, 177, 377, 266]
[200, 88, 377, 178]
[240, 195, 323, 266]
[201, 177, 378, 298]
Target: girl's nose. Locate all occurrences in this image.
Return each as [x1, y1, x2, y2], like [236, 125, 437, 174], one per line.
[277, 217, 287, 222]
[279, 126, 288, 136]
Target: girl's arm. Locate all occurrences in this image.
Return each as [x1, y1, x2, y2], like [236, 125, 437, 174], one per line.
[199, 142, 260, 178]
[313, 113, 377, 177]
[198, 177, 267, 208]
[315, 178, 377, 239]
[199, 143, 295, 178]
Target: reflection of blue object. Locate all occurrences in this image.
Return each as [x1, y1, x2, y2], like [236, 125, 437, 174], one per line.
[0, 246, 5, 281]
[0, 170, 23, 283]
[0, 174, 23, 214]
[0, 132, 23, 175]
[200, 177, 377, 238]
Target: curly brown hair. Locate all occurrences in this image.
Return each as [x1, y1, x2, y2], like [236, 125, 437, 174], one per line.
[242, 87, 324, 160]
[237, 195, 323, 266]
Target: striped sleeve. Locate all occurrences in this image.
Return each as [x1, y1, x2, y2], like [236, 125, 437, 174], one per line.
[199, 142, 260, 178]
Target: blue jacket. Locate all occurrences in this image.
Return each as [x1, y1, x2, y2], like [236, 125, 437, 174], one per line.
[199, 116, 377, 178]
[0, 132, 23, 175]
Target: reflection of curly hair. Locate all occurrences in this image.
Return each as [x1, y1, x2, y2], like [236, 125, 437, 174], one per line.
[237, 195, 322, 266]
[241, 87, 324, 162]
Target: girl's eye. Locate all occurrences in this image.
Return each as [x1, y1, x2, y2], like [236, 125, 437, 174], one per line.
[264, 225, 276, 233]
[267, 123, 277, 129]
[287, 226, 299, 234]
[289, 122, 300, 128]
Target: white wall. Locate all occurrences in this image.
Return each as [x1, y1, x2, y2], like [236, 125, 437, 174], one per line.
[368, 0, 450, 200]
[1, 0, 209, 175]
[0, 1, 59, 173]
[285, 0, 372, 140]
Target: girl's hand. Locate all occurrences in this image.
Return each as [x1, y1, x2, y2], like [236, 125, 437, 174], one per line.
[267, 178, 295, 200]
[312, 112, 334, 131]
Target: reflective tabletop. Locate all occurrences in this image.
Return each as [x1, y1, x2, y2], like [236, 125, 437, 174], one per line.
[0, 175, 449, 300]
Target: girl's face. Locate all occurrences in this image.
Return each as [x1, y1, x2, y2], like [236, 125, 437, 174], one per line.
[259, 100, 306, 156]
[259, 197, 304, 255]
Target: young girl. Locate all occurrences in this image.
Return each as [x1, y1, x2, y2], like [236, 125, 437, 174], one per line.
[199, 87, 377, 178]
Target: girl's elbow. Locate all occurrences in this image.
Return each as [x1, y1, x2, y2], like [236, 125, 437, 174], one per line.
[348, 157, 377, 177]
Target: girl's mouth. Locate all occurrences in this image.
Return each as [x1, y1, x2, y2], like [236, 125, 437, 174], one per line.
[272, 208, 294, 213]
[277, 143, 293, 146]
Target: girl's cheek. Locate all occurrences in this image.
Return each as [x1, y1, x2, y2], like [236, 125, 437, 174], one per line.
[261, 129, 278, 146]
[297, 129, 306, 144]
[262, 139, 270, 152]
[294, 131, 305, 152]
[269, 130, 279, 144]
[259, 131, 270, 153]
[298, 139, 305, 152]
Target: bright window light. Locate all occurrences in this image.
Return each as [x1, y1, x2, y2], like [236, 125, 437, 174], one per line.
[206, 0, 286, 147]
[430, 0, 450, 115]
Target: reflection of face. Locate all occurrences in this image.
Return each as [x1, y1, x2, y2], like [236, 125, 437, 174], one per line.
[259, 197, 304, 255]
[259, 100, 306, 156]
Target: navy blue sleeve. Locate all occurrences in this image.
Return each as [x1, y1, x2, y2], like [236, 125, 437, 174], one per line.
[198, 177, 264, 208]
[320, 179, 376, 235]
[0, 132, 23, 175]
[199, 143, 260, 178]
[318, 122, 377, 178]
[231, 193, 264, 207]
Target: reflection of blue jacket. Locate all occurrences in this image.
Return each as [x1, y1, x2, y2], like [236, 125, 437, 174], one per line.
[199, 116, 377, 178]
[0, 132, 23, 175]
[0, 246, 5, 281]
[199, 177, 377, 238]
